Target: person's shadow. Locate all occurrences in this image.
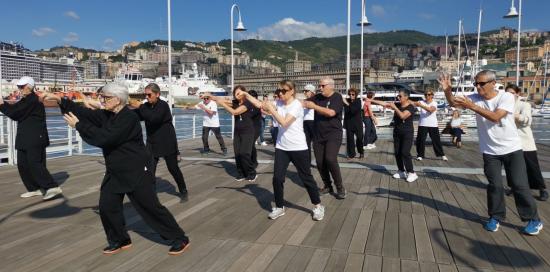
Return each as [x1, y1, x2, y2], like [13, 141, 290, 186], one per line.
[216, 183, 311, 214]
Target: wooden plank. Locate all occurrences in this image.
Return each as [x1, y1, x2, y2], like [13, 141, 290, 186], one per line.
[382, 257, 401, 272]
[363, 255, 383, 272]
[382, 212, 400, 258]
[344, 253, 364, 272]
[412, 214, 436, 263]
[399, 213, 417, 260]
[245, 244, 282, 272]
[349, 209, 374, 253]
[365, 211, 386, 256]
[304, 248, 331, 272]
[322, 251, 348, 272]
[401, 259, 420, 272]
[226, 243, 269, 272]
[419, 262, 440, 272]
[425, 215, 453, 264]
[284, 246, 316, 272]
[264, 245, 299, 272]
[333, 208, 361, 251]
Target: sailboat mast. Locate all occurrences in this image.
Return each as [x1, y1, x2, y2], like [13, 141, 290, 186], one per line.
[476, 9, 483, 70]
[457, 19, 462, 79]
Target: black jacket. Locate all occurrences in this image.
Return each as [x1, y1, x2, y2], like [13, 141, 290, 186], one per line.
[133, 99, 178, 157]
[0, 92, 50, 150]
[343, 98, 363, 128]
[60, 99, 151, 193]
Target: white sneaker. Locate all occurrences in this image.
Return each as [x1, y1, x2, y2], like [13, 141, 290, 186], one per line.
[406, 172, 418, 183]
[416, 157, 423, 161]
[393, 171, 407, 179]
[268, 207, 286, 219]
[20, 190, 43, 198]
[43, 187, 62, 200]
[247, 175, 258, 182]
[442, 156, 448, 161]
[261, 141, 267, 146]
[312, 205, 325, 221]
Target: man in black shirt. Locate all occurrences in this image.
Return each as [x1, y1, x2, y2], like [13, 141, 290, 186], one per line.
[304, 77, 347, 199]
[130, 83, 188, 201]
[0, 76, 62, 200]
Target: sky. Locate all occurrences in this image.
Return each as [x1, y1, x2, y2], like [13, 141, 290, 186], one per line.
[1, 0, 549, 51]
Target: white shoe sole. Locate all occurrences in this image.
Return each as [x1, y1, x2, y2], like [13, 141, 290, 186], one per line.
[269, 212, 285, 220]
[20, 192, 43, 198]
[524, 225, 543, 235]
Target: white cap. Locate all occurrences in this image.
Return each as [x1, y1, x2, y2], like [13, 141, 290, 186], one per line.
[16, 76, 35, 87]
[303, 84, 315, 92]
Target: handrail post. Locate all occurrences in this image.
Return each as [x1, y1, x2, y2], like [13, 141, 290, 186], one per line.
[67, 125, 73, 156]
[192, 114, 196, 139]
[0, 115, 4, 144]
[77, 131, 83, 154]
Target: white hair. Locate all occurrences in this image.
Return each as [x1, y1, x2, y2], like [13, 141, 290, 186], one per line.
[320, 76, 335, 86]
[476, 70, 496, 81]
[102, 82, 128, 105]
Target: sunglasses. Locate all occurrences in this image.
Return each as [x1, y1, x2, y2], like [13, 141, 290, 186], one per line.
[425, 93, 434, 96]
[349, 93, 356, 96]
[397, 95, 402, 99]
[474, 80, 493, 87]
[319, 84, 330, 88]
[279, 88, 292, 94]
[17, 85, 25, 89]
[99, 95, 116, 102]
[145, 93, 154, 98]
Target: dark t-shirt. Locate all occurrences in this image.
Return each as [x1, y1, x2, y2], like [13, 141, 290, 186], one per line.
[393, 103, 416, 132]
[233, 100, 256, 135]
[311, 92, 344, 141]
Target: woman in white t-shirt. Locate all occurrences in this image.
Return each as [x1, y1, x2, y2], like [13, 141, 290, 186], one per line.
[413, 89, 447, 161]
[449, 110, 464, 148]
[239, 80, 325, 221]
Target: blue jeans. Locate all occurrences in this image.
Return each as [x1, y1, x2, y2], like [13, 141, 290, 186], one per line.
[259, 117, 266, 143]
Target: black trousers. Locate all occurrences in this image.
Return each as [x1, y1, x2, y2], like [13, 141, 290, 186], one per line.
[17, 148, 58, 191]
[202, 127, 226, 151]
[98, 175, 188, 244]
[363, 117, 378, 145]
[234, 133, 256, 179]
[303, 120, 315, 152]
[251, 126, 260, 169]
[151, 153, 187, 193]
[313, 137, 344, 191]
[345, 123, 364, 157]
[393, 130, 414, 173]
[483, 150, 538, 222]
[270, 127, 279, 146]
[451, 128, 463, 142]
[415, 126, 445, 158]
[524, 150, 546, 190]
[273, 149, 321, 208]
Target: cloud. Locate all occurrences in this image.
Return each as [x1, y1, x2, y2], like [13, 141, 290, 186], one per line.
[246, 18, 348, 41]
[32, 27, 55, 37]
[103, 38, 115, 50]
[371, 5, 386, 17]
[64, 11, 80, 20]
[417, 13, 435, 20]
[63, 32, 79, 43]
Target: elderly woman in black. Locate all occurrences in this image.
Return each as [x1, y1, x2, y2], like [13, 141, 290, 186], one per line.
[209, 85, 258, 182]
[44, 83, 189, 256]
[371, 89, 418, 182]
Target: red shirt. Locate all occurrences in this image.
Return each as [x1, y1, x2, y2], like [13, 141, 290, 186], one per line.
[363, 100, 373, 117]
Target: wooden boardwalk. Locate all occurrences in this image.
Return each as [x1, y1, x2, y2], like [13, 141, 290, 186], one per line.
[1, 138, 550, 272]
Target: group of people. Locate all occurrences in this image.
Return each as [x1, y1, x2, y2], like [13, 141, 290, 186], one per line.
[3, 69, 547, 257]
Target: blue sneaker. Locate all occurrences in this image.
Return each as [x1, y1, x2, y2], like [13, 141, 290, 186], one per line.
[523, 220, 543, 236]
[484, 218, 500, 232]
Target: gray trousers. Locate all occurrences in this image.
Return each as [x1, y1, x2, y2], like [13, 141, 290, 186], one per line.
[483, 149, 539, 222]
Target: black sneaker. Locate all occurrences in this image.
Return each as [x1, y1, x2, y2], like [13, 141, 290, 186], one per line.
[103, 239, 132, 255]
[358, 154, 364, 159]
[336, 189, 347, 199]
[319, 186, 334, 195]
[180, 190, 189, 202]
[200, 149, 210, 155]
[222, 149, 228, 156]
[168, 239, 190, 255]
[540, 190, 549, 201]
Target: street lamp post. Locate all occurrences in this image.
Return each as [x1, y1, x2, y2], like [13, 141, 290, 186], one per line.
[346, 0, 351, 91]
[504, 0, 522, 85]
[167, 0, 173, 111]
[357, 0, 372, 102]
[230, 3, 246, 140]
[230, 4, 246, 92]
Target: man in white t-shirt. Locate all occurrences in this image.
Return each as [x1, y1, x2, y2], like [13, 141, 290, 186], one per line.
[196, 95, 227, 156]
[413, 89, 447, 161]
[440, 70, 542, 235]
[303, 84, 316, 153]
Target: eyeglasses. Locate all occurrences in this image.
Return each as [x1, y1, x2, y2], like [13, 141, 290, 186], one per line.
[425, 93, 434, 96]
[474, 80, 493, 87]
[99, 95, 116, 102]
[349, 93, 356, 96]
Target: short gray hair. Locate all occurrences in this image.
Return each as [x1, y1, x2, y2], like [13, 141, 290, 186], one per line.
[320, 76, 335, 86]
[476, 70, 496, 81]
[144, 83, 161, 94]
[102, 82, 128, 105]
